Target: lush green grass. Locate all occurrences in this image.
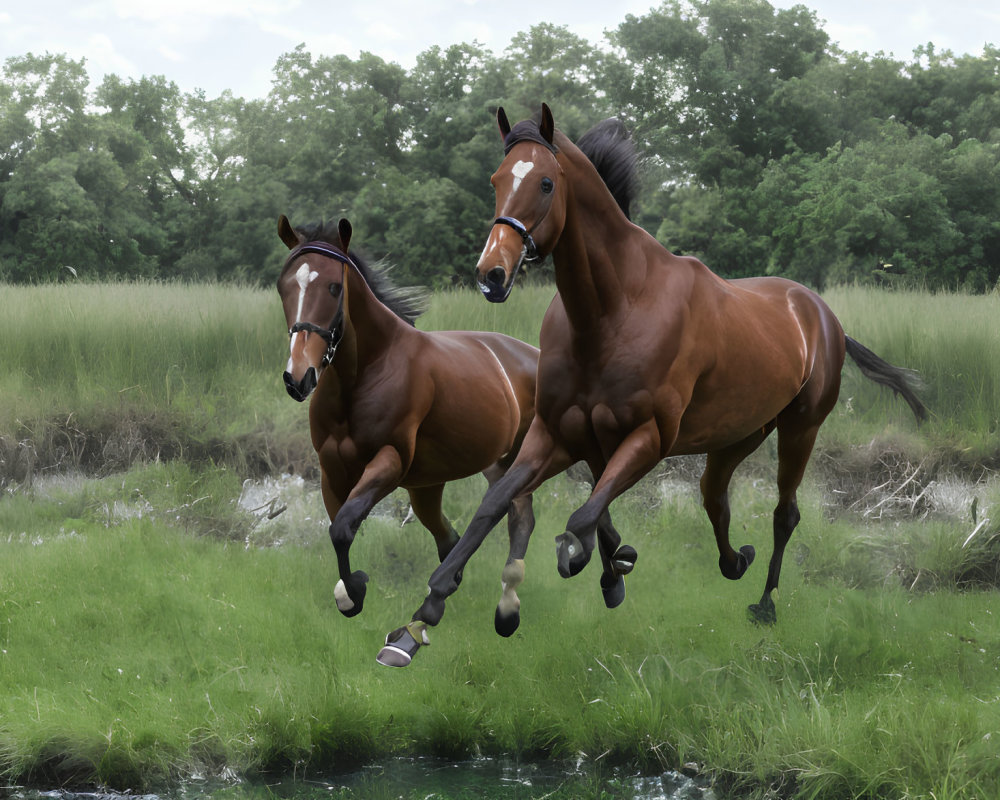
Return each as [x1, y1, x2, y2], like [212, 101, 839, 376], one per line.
[2, 281, 1000, 797]
[2, 463, 1000, 798]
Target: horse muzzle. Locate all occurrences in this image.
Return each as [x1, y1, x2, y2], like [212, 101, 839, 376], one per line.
[283, 366, 318, 402]
[475, 216, 536, 303]
[477, 265, 519, 303]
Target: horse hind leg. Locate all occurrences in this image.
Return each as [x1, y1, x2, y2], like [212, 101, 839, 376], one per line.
[480, 463, 537, 637]
[700, 424, 775, 583]
[407, 485, 462, 584]
[749, 418, 820, 625]
[494, 491, 535, 637]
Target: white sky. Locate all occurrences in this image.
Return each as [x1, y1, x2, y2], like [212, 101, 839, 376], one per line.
[1, 0, 997, 99]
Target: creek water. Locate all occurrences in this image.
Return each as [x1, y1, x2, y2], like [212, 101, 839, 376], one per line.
[8, 757, 720, 800]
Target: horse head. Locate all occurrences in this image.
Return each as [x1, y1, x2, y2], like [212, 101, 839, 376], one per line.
[276, 215, 353, 401]
[475, 103, 567, 303]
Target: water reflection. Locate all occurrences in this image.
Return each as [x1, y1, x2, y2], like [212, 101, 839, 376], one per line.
[10, 757, 718, 800]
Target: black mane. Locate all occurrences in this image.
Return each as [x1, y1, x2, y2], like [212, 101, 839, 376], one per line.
[575, 118, 640, 220]
[294, 220, 426, 325]
[501, 112, 640, 220]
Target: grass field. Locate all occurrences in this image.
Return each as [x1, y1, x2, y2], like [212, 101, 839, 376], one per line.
[2, 281, 1000, 798]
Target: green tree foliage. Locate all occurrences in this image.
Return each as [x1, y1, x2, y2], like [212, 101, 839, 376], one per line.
[1, 2, 998, 290]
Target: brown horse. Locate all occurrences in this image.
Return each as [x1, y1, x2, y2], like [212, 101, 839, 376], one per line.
[277, 215, 546, 666]
[380, 105, 926, 666]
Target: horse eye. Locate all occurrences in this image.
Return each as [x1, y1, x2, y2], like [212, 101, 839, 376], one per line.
[329, 283, 342, 297]
[540, 177, 554, 194]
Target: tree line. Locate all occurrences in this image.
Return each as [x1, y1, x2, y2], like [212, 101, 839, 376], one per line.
[2, 0, 999, 290]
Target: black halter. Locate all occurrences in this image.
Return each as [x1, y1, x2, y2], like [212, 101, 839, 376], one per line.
[491, 216, 541, 265]
[284, 242, 352, 367]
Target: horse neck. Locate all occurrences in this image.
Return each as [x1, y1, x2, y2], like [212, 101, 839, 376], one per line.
[551, 153, 637, 331]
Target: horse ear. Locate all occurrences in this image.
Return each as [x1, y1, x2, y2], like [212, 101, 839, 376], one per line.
[497, 107, 511, 140]
[278, 215, 299, 250]
[539, 103, 554, 145]
[338, 218, 353, 252]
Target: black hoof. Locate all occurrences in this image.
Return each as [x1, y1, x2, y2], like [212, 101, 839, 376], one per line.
[556, 531, 590, 578]
[612, 544, 637, 576]
[600, 571, 626, 609]
[748, 594, 777, 625]
[719, 545, 755, 581]
[376, 624, 427, 667]
[334, 570, 369, 617]
[494, 606, 520, 637]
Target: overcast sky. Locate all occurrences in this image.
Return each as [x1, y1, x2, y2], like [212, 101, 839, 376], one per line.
[1, 0, 997, 99]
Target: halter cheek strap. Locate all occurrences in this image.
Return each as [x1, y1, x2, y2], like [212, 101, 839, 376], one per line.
[285, 242, 353, 367]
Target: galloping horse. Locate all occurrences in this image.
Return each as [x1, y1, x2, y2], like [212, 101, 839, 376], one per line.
[277, 215, 546, 666]
[379, 105, 926, 666]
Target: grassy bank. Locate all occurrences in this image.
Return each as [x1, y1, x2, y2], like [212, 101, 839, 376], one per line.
[2, 281, 1000, 798]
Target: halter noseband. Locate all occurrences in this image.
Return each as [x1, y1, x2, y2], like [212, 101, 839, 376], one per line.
[492, 216, 541, 265]
[285, 242, 353, 367]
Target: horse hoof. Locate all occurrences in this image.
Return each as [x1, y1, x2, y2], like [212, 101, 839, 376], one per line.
[600, 572, 626, 609]
[612, 544, 637, 576]
[748, 595, 776, 625]
[376, 624, 427, 667]
[719, 545, 755, 581]
[494, 606, 521, 637]
[334, 570, 369, 617]
[555, 531, 590, 578]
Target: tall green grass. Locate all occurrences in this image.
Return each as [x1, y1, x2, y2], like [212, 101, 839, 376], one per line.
[0, 281, 308, 480]
[823, 285, 1000, 454]
[3, 281, 996, 478]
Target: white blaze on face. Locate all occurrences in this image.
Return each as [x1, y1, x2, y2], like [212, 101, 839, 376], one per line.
[510, 160, 534, 194]
[287, 262, 320, 370]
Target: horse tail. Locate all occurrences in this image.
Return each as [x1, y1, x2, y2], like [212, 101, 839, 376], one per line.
[844, 335, 928, 424]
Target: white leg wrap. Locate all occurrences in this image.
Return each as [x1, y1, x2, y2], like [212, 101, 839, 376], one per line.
[334, 579, 355, 612]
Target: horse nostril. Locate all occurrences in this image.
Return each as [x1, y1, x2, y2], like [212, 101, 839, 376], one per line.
[283, 366, 318, 402]
[486, 267, 507, 288]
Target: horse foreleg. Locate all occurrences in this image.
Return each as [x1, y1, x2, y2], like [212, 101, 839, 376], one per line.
[377, 462, 535, 667]
[596, 511, 637, 609]
[556, 420, 660, 580]
[329, 446, 403, 618]
[378, 423, 569, 667]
